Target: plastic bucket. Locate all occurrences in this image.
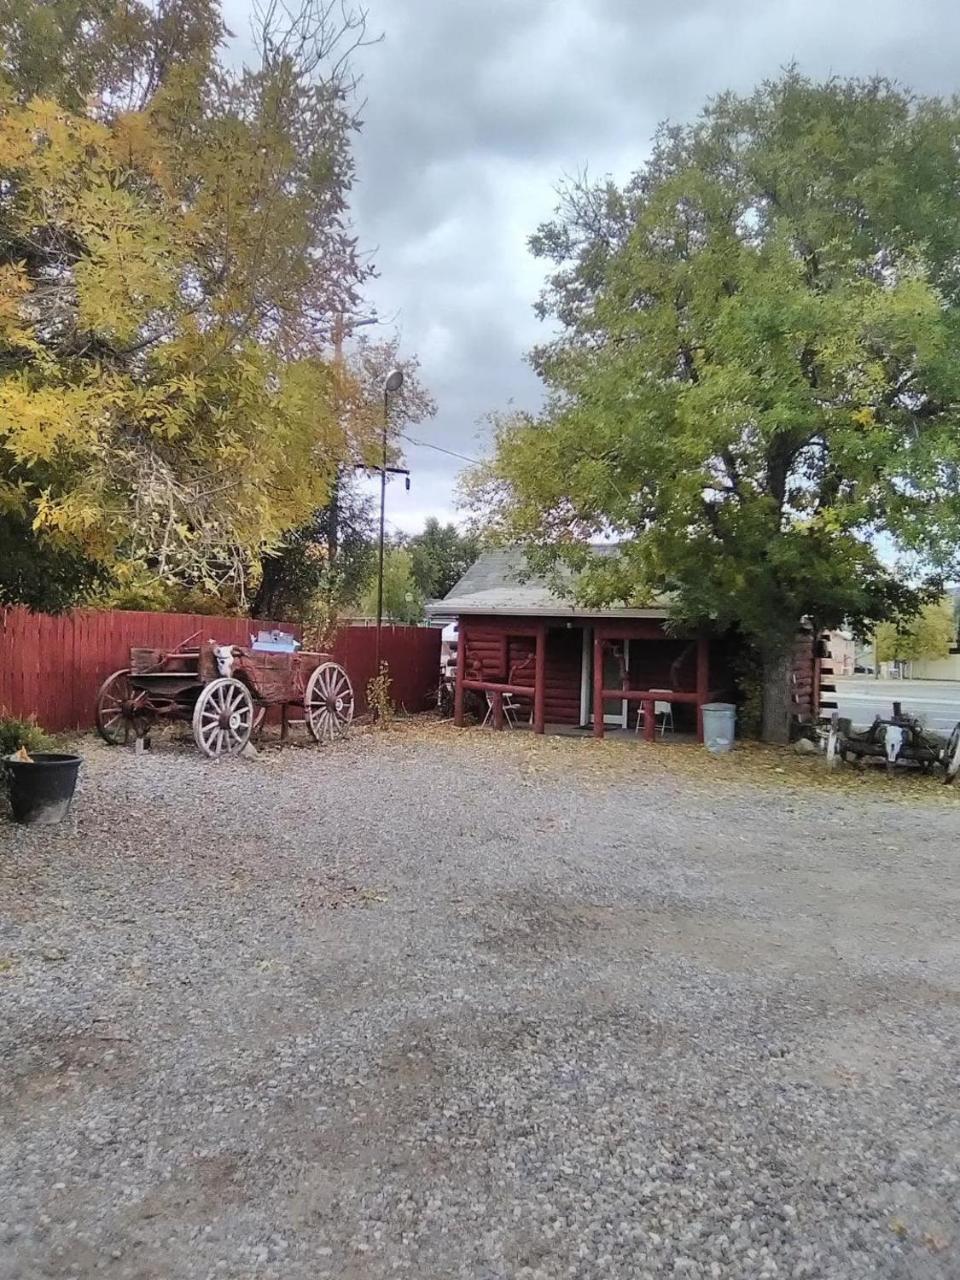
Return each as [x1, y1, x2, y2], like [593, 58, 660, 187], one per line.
[5, 753, 81, 825]
[701, 703, 736, 754]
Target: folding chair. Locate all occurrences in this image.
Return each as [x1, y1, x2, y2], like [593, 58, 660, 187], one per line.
[481, 689, 524, 728]
[650, 689, 674, 736]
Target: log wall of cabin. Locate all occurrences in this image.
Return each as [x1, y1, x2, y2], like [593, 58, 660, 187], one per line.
[459, 612, 818, 732]
[461, 619, 584, 726]
[790, 631, 818, 722]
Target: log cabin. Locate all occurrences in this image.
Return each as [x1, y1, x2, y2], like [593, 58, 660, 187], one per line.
[427, 548, 824, 742]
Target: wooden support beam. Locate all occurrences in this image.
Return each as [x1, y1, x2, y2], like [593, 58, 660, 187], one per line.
[696, 634, 709, 744]
[593, 628, 604, 738]
[588, 620, 669, 641]
[462, 679, 536, 697]
[453, 621, 466, 727]
[492, 690, 504, 731]
[533, 622, 546, 735]
[600, 687, 702, 705]
[644, 695, 656, 742]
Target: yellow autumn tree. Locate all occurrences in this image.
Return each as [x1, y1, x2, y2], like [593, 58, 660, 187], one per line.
[0, 0, 382, 607]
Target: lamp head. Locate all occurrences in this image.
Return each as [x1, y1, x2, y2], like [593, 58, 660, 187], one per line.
[384, 369, 404, 394]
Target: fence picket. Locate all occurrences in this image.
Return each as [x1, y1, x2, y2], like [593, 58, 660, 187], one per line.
[0, 607, 440, 731]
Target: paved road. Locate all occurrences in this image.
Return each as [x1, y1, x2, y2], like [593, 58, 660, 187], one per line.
[832, 677, 960, 732]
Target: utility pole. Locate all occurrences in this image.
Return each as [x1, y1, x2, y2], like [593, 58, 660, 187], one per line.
[328, 314, 345, 565]
[376, 370, 405, 673]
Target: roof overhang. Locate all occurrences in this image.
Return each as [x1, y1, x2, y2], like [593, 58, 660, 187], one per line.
[425, 600, 671, 621]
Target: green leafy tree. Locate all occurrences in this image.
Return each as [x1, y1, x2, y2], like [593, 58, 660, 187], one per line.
[0, 0, 380, 607]
[250, 480, 375, 621]
[874, 599, 956, 664]
[360, 546, 424, 624]
[249, 334, 435, 620]
[0, 509, 107, 611]
[470, 72, 960, 741]
[407, 518, 479, 599]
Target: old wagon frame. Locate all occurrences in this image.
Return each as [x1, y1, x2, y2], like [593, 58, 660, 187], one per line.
[826, 703, 960, 783]
[95, 637, 354, 758]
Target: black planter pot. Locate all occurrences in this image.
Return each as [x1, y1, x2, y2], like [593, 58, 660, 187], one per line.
[5, 753, 82, 825]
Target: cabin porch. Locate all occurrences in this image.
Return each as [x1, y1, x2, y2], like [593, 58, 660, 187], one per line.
[452, 615, 727, 743]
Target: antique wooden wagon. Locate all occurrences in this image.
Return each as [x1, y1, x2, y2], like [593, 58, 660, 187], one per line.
[826, 704, 960, 782]
[95, 637, 354, 757]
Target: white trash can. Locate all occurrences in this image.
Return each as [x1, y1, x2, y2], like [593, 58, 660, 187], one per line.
[701, 702, 736, 753]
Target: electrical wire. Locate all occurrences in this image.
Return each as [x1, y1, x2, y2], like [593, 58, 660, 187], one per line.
[399, 432, 483, 466]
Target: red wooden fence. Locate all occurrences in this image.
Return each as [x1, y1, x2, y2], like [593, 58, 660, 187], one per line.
[0, 607, 440, 731]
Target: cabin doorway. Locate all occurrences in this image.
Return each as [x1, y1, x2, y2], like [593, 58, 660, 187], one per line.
[581, 629, 629, 728]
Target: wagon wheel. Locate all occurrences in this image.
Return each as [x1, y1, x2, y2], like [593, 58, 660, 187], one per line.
[191, 678, 255, 758]
[943, 722, 960, 785]
[96, 670, 151, 745]
[825, 721, 843, 768]
[305, 662, 354, 743]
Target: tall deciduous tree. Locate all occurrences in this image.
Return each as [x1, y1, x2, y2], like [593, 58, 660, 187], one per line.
[250, 477, 375, 621]
[874, 600, 956, 665]
[249, 333, 436, 619]
[359, 546, 424, 624]
[0, 0, 380, 606]
[407, 517, 479, 599]
[470, 73, 960, 740]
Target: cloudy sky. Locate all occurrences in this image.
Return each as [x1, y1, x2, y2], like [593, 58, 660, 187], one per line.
[231, 0, 960, 535]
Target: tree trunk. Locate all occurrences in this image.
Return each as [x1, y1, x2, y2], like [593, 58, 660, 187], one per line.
[250, 553, 283, 619]
[761, 648, 793, 744]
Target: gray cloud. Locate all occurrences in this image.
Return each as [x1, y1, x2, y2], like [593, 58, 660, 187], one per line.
[227, 0, 960, 532]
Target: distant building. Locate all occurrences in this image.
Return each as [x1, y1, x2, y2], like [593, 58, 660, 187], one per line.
[825, 630, 856, 676]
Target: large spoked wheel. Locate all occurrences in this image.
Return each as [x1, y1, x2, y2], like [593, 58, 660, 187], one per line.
[305, 662, 354, 744]
[943, 722, 960, 785]
[96, 669, 149, 745]
[192, 678, 255, 758]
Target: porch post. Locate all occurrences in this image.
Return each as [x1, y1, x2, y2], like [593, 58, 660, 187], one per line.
[492, 690, 504, 731]
[593, 628, 604, 738]
[453, 620, 466, 727]
[696, 633, 709, 743]
[533, 622, 546, 735]
[644, 696, 656, 742]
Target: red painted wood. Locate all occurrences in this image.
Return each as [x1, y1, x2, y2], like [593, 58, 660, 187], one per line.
[643, 695, 657, 742]
[454, 620, 467, 727]
[533, 623, 546, 735]
[492, 690, 504, 730]
[462, 678, 536, 696]
[0, 609, 440, 731]
[591, 620, 670, 640]
[600, 687, 704, 704]
[329, 624, 440, 717]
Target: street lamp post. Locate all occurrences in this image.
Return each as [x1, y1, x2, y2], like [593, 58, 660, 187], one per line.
[329, 313, 378, 564]
[375, 369, 404, 673]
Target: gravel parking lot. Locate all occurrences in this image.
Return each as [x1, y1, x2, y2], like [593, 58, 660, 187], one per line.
[2, 725, 959, 1280]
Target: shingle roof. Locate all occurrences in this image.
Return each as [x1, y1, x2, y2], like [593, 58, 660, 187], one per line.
[426, 547, 671, 619]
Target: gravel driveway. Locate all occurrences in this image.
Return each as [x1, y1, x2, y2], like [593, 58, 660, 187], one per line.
[2, 726, 959, 1279]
